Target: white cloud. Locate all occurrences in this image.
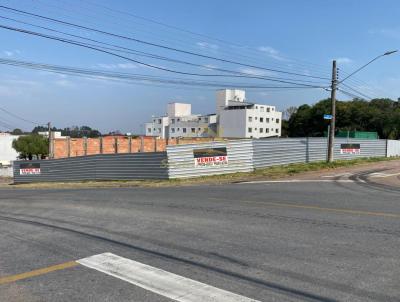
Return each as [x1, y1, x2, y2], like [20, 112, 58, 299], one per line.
[196, 42, 219, 50]
[335, 57, 353, 64]
[369, 28, 400, 40]
[54, 79, 75, 87]
[238, 67, 275, 77]
[201, 64, 218, 71]
[2, 50, 20, 57]
[257, 46, 286, 61]
[96, 63, 138, 69]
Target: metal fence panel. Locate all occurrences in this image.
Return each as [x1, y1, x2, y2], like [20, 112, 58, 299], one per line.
[334, 139, 387, 160]
[167, 140, 254, 178]
[253, 138, 388, 169]
[387, 140, 400, 157]
[13, 152, 168, 183]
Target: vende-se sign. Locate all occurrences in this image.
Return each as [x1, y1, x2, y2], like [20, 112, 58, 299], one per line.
[19, 163, 41, 175]
[340, 143, 361, 155]
[193, 147, 228, 167]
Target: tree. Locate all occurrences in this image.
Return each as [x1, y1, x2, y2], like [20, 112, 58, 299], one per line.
[283, 106, 298, 121]
[12, 134, 49, 160]
[31, 125, 102, 138]
[287, 97, 400, 139]
[11, 128, 23, 135]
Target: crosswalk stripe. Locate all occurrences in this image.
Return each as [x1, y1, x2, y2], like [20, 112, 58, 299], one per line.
[77, 253, 260, 302]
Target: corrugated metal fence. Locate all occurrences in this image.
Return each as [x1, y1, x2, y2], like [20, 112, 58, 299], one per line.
[12, 138, 399, 182]
[387, 140, 400, 157]
[168, 138, 390, 178]
[13, 152, 168, 183]
[167, 140, 253, 178]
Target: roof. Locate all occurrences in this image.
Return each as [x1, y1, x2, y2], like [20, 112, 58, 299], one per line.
[226, 100, 254, 107]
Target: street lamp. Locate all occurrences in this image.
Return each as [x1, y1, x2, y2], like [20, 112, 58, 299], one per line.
[327, 50, 397, 163]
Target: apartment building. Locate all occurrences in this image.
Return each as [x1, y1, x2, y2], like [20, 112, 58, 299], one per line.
[144, 89, 282, 139]
[217, 89, 282, 138]
[145, 102, 217, 139]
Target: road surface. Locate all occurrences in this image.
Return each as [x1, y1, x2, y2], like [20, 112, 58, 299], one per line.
[0, 167, 399, 301]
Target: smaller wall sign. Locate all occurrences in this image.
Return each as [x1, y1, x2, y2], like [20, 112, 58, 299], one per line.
[19, 163, 41, 175]
[193, 147, 228, 167]
[340, 143, 361, 155]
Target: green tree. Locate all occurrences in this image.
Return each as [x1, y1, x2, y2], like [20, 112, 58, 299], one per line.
[12, 134, 49, 160]
[11, 128, 23, 135]
[287, 97, 400, 139]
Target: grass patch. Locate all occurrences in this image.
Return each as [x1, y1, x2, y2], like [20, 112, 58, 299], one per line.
[8, 156, 399, 189]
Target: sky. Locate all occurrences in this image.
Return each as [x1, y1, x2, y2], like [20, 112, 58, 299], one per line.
[0, 0, 399, 133]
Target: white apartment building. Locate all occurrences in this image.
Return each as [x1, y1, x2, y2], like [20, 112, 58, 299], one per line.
[144, 89, 282, 139]
[145, 102, 217, 139]
[217, 89, 282, 138]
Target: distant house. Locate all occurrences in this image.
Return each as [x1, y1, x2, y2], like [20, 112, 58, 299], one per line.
[0, 132, 19, 167]
[144, 89, 282, 139]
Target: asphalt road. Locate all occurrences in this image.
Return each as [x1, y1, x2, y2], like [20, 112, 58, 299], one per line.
[0, 172, 399, 301]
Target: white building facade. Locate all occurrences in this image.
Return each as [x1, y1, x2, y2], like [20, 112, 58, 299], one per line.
[144, 89, 282, 139]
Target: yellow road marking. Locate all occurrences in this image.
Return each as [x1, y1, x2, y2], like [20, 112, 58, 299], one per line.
[0, 261, 78, 286]
[208, 197, 400, 218]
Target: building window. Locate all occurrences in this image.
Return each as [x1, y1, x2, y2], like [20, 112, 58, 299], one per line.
[260, 107, 264, 112]
[255, 106, 258, 109]
[260, 117, 264, 122]
[271, 128, 273, 132]
[272, 118, 274, 121]
[153, 128, 156, 131]
[204, 117, 208, 122]
[272, 108, 275, 111]
[248, 116, 252, 122]
[147, 128, 151, 133]
[158, 119, 162, 124]
[248, 127, 252, 133]
[255, 117, 258, 120]
[158, 128, 161, 132]
[177, 118, 180, 122]
[276, 118, 280, 123]
[276, 129, 279, 133]
[266, 118, 270, 123]
[191, 128, 195, 133]
[171, 128, 175, 133]
[198, 128, 201, 131]
[260, 128, 263, 133]
[183, 128, 187, 133]
[267, 107, 270, 112]
[177, 128, 180, 131]
[266, 128, 269, 133]
[171, 119, 175, 124]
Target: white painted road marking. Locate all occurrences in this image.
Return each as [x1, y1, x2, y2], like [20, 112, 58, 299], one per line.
[237, 179, 356, 184]
[368, 172, 400, 178]
[78, 253, 260, 302]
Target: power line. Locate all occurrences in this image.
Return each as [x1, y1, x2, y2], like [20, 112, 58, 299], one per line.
[0, 14, 329, 86]
[340, 83, 373, 101]
[0, 106, 43, 125]
[0, 58, 327, 90]
[0, 24, 329, 88]
[33, 0, 332, 77]
[0, 4, 330, 80]
[337, 88, 371, 101]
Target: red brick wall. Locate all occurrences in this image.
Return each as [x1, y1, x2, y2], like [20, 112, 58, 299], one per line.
[53, 136, 224, 159]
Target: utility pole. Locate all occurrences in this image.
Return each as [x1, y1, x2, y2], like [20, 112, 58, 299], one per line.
[327, 60, 337, 163]
[47, 122, 53, 159]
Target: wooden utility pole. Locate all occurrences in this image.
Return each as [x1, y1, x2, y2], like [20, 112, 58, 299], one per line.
[47, 122, 53, 159]
[327, 60, 337, 163]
